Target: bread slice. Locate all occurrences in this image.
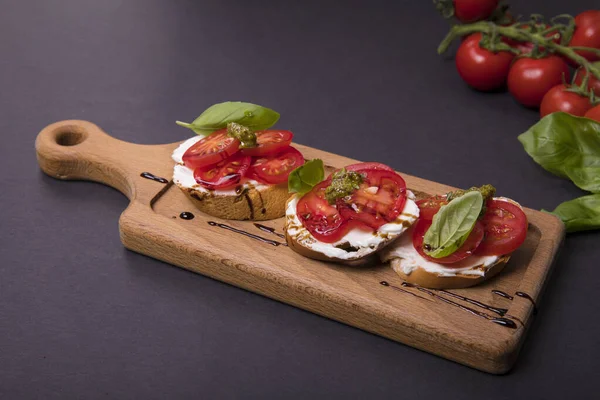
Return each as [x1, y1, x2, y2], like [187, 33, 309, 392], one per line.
[176, 181, 289, 221]
[389, 255, 511, 289]
[284, 194, 419, 266]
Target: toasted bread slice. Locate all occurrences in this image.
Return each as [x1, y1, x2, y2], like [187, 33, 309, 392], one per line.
[388, 255, 511, 289]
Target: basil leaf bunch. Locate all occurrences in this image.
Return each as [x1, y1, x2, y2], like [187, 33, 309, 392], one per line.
[176, 101, 280, 136]
[518, 112, 600, 232]
[288, 159, 325, 195]
[423, 191, 483, 258]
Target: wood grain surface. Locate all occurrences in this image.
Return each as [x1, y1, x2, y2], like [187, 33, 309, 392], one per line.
[35, 120, 565, 374]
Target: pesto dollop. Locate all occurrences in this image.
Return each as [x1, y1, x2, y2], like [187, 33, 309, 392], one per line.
[325, 168, 364, 204]
[447, 184, 496, 203]
[227, 122, 257, 148]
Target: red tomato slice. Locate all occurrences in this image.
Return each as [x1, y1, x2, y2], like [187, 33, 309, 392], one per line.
[182, 129, 240, 169]
[296, 181, 350, 243]
[239, 130, 293, 157]
[193, 153, 251, 190]
[337, 170, 407, 229]
[412, 218, 485, 264]
[416, 195, 448, 221]
[249, 146, 304, 185]
[474, 199, 528, 256]
[345, 162, 394, 172]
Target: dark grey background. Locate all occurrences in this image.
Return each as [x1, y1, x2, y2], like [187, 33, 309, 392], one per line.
[1, 0, 598, 398]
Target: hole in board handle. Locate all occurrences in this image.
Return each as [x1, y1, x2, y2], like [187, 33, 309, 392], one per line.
[55, 130, 86, 146]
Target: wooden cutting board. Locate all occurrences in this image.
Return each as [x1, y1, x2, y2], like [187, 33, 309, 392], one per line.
[35, 120, 565, 374]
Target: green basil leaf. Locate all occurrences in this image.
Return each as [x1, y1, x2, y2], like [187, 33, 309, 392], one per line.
[518, 112, 600, 193]
[545, 194, 600, 233]
[176, 101, 280, 136]
[423, 191, 483, 258]
[288, 159, 324, 195]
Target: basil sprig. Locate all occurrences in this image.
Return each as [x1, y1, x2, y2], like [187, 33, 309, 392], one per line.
[176, 101, 280, 136]
[288, 159, 324, 195]
[423, 191, 483, 258]
[519, 112, 600, 232]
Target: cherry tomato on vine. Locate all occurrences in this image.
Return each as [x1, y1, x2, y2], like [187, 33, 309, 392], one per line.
[507, 56, 570, 108]
[503, 23, 561, 55]
[455, 33, 515, 91]
[453, 0, 499, 23]
[584, 104, 600, 123]
[569, 10, 600, 62]
[540, 84, 593, 118]
[573, 64, 600, 96]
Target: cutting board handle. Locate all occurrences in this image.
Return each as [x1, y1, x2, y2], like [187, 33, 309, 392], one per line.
[35, 120, 142, 198]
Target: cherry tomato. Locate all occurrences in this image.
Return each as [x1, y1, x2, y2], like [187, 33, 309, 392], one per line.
[453, 0, 498, 23]
[336, 170, 407, 229]
[412, 218, 485, 264]
[193, 153, 251, 190]
[296, 181, 358, 243]
[503, 24, 561, 55]
[507, 56, 570, 108]
[416, 195, 448, 221]
[455, 33, 515, 91]
[540, 84, 593, 118]
[584, 104, 600, 122]
[474, 199, 528, 256]
[182, 129, 240, 169]
[249, 146, 304, 185]
[569, 10, 600, 62]
[239, 130, 293, 157]
[573, 63, 600, 96]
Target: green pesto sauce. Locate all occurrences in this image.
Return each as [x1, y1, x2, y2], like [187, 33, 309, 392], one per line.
[447, 184, 496, 203]
[325, 168, 364, 205]
[227, 122, 257, 148]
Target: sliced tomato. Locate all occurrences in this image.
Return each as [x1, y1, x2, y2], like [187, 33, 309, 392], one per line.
[345, 162, 394, 172]
[249, 146, 304, 185]
[193, 153, 251, 190]
[239, 130, 293, 157]
[412, 218, 485, 264]
[182, 129, 240, 169]
[337, 170, 407, 229]
[296, 180, 350, 243]
[416, 195, 448, 221]
[474, 199, 528, 256]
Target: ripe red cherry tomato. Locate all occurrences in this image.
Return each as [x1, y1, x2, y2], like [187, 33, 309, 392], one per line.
[455, 33, 515, 91]
[337, 170, 407, 229]
[239, 130, 293, 157]
[507, 56, 570, 108]
[503, 23, 561, 55]
[453, 0, 499, 23]
[569, 10, 600, 62]
[416, 195, 448, 221]
[584, 104, 600, 122]
[474, 199, 528, 256]
[573, 64, 600, 96]
[412, 218, 485, 264]
[193, 153, 251, 190]
[540, 84, 593, 118]
[296, 181, 362, 243]
[249, 146, 304, 184]
[182, 129, 240, 169]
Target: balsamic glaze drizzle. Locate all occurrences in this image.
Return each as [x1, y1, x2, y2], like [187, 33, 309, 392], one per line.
[254, 223, 286, 239]
[140, 172, 168, 184]
[491, 290, 514, 300]
[515, 292, 538, 315]
[380, 281, 432, 301]
[179, 212, 195, 220]
[207, 221, 287, 246]
[437, 289, 508, 316]
[380, 281, 517, 329]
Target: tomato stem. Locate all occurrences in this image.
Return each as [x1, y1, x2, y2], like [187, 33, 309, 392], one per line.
[438, 21, 600, 81]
